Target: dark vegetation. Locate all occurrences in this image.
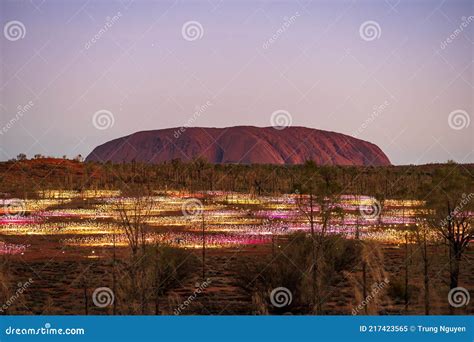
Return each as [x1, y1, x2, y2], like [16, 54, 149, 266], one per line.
[1, 157, 472, 198]
[0, 157, 472, 315]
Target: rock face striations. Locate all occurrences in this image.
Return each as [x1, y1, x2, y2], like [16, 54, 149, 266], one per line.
[85, 126, 391, 166]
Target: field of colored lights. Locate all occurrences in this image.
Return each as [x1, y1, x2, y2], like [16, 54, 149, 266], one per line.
[0, 190, 430, 257]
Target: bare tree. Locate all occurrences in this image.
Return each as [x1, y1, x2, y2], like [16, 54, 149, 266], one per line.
[424, 163, 473, 312]
[114, 186, 154, 313]
[296, 163, 344, 314]
[0, 257, 11, 315]
[413, 221, 431, 315]
[115, 188, 154, 257]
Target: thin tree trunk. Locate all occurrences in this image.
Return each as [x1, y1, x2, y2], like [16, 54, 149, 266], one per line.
[83, 278, 88, 315]
[309, 192, 317, 312]
[202, 213, 206, 281]
[362, 261, 367, 314]
[404, 234, 409, 314]
[112, 223, 117, 315]
[448, 248, 461, 315]
[450, 251, 460, 290]
[423, 239, 430, 315]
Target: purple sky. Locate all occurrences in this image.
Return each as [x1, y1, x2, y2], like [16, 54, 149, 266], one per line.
[0, 0, 472, 165]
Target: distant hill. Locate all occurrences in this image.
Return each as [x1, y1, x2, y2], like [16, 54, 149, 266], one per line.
[85, 126, 391, 166]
